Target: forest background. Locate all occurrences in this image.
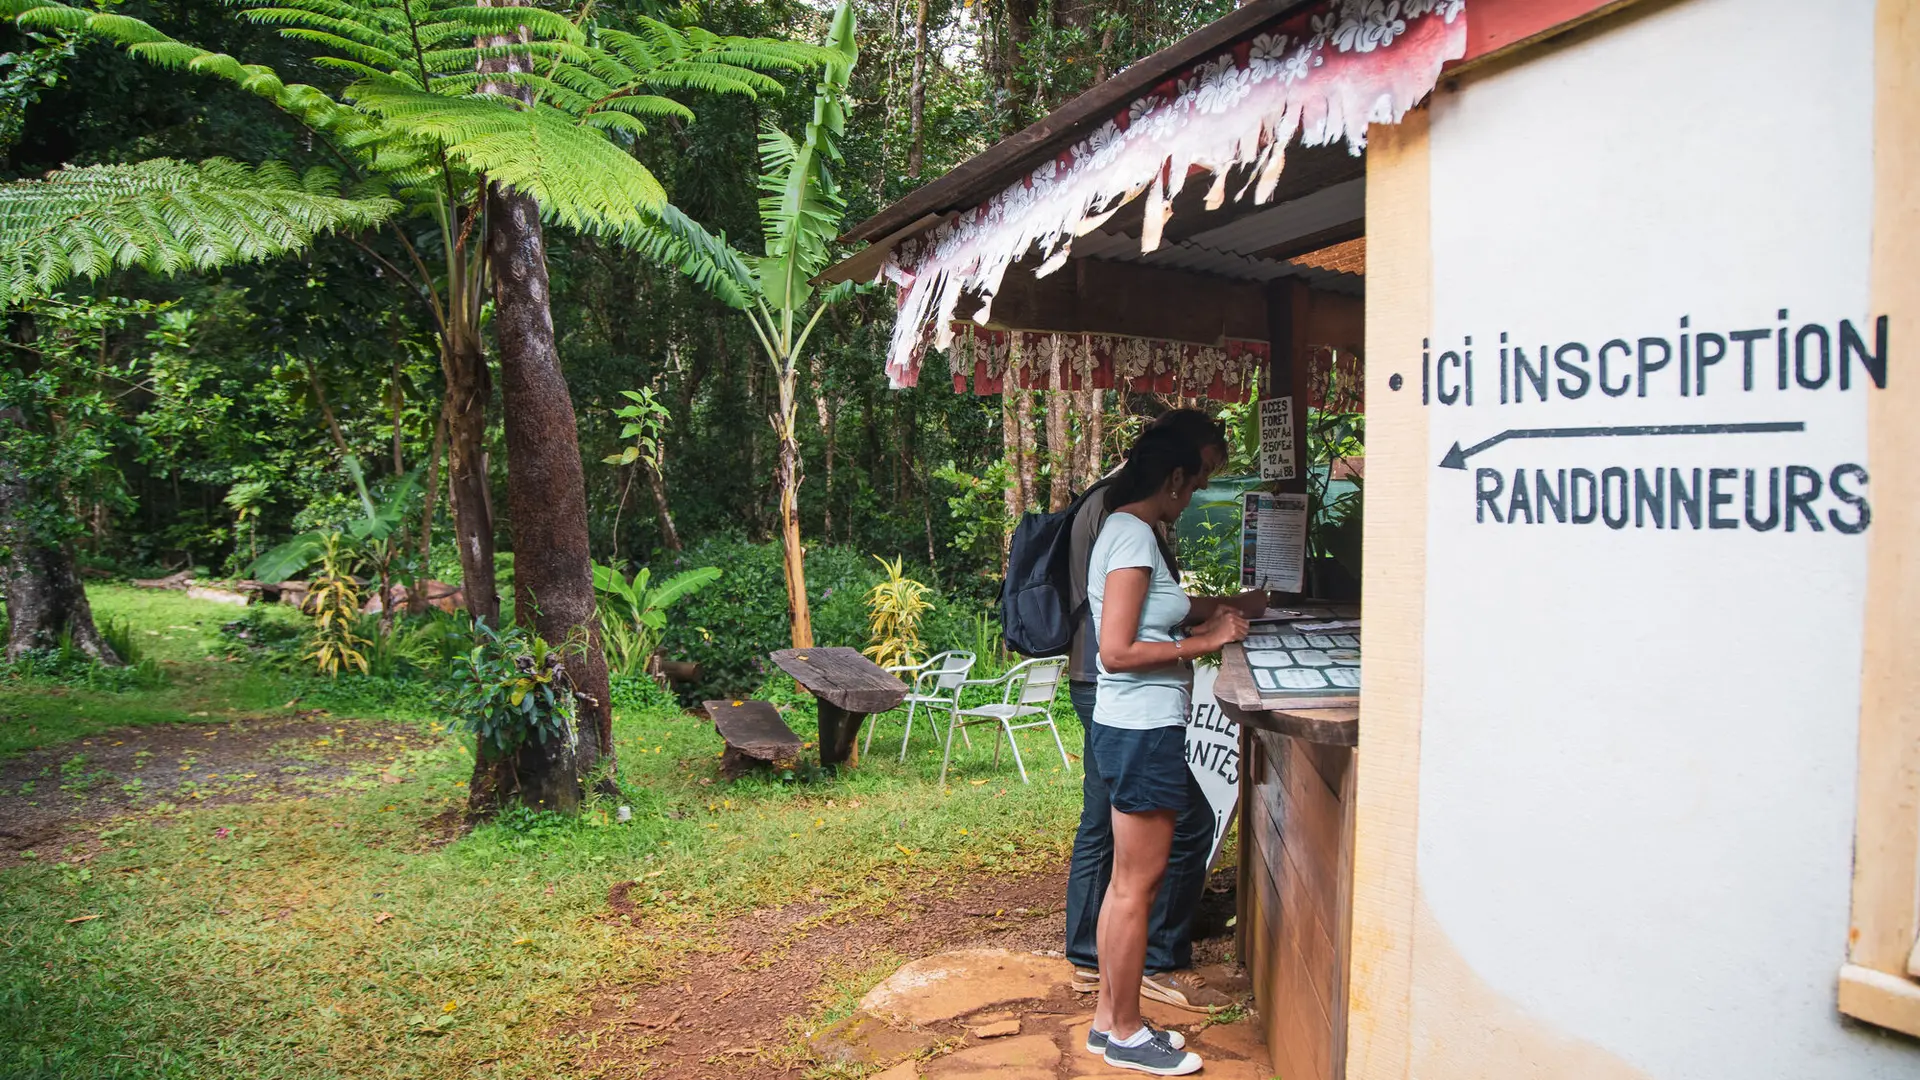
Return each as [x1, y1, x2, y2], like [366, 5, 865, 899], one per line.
[0, 0, 1245, 698]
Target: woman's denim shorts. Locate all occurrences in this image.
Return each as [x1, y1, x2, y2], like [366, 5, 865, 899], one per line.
[1087, 722, 1190, 814]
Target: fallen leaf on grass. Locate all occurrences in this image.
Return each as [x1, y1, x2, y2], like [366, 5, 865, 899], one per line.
[895, 845, 914, 856]
[512, 937, 532, 945]
[64, 914, 102, 924]
[373, 912, 394, 924]
[969, 779, 987, 786]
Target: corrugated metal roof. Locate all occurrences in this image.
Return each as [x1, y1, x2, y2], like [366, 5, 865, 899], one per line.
[1064, 178, 1366, 293]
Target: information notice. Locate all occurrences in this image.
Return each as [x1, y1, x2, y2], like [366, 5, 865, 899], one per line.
[1240, 492, 1308, 594]
[1259, 397, 1297, 480]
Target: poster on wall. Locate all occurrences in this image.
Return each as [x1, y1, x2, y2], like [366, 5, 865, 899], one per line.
[1240, 492, 1308, 594]
[1259, 396, 1297, 480]
[1184, 663, 1238, 867]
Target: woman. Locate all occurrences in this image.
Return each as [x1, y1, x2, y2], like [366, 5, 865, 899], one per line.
[1085, 427, 1250, 1074]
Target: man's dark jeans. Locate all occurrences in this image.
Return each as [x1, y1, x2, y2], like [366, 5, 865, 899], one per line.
[1064, 681, 1214, 974]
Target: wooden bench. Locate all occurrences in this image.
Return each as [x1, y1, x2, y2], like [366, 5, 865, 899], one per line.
[704, 699, 804, 778]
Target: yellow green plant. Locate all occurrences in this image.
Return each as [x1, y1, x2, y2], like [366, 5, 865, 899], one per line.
[861, 556, 931, 671]
[303, 535, 370, 677]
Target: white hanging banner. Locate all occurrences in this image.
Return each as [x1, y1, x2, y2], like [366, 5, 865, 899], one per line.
[1184, 663, 1240, 867]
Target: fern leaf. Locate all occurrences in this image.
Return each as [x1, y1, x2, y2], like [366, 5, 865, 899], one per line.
[349, 84, 666, 234]
[0, 158, 397, 306]
[616, 201, 756, 311]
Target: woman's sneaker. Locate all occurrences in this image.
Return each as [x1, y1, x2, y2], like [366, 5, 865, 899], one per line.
[1084, 1022, 1187, 1055]
[1072, 966, 1100, 993]
[1102, 1027, 1203, 1075]
[1140, 970, 1232, 1012]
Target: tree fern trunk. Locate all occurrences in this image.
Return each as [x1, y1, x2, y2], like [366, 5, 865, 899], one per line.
[0, 407, 120, 665]
[445, 331, 499, 625]
[467, 0, 610, 814]
[477, 181, 613, 814]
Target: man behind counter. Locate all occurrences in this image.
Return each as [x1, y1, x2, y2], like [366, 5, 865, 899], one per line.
[1062, 409, 1268, 1012]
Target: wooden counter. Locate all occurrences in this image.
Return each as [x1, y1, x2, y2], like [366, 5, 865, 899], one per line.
[1216, 641, 1358, 1080]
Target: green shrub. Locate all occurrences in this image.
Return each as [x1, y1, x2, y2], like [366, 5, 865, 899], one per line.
[659, 535, 993, 701]
[1, 632, 166, 691]
[608, 673, 682, 715]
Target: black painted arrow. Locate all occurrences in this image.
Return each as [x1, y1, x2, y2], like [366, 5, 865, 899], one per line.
[1439, 421, 1806, 470]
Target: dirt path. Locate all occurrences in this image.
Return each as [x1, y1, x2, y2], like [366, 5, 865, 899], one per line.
[571, 866, 1244, 1079]
[0, 713, 428, 862]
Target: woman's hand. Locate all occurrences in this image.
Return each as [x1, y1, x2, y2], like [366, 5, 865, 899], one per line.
[1189, 607, 1250, 653]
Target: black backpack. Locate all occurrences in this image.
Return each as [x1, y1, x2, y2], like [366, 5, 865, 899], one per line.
[999, 486, 1101, 657]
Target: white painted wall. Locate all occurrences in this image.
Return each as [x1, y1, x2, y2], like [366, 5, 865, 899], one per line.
[1418, 0, 1919, 1074]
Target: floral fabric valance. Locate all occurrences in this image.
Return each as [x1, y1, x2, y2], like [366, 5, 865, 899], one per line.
[879, 0, 1467, 389]
[945, 323, 1366, 413]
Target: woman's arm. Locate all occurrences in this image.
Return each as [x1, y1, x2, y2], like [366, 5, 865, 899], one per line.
[1099, 568, 1240, 673]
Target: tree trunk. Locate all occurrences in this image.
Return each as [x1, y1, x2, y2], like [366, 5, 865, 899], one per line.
[1000, 391, 1022, 556]
[0, 407, 120, 665]
[1079, 387, 1104, 482]
[1012, 387, 1039, 517]
[445, 331, 499, 625]
[1046, 340, 1071, 510]
[472, 180, 614, 815]
[410, 400, 449, 615]
[774, 361, 814, 649]
[390, 356, 406, 474]
[908, 0, 928, 179]
[642, 460, 680, 552]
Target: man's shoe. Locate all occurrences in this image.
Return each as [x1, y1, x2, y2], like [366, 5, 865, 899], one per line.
[1071, 966, 1099, 993]
[1140, 970, 1233, 1013]
[1102, 1028, 1203, 1075]
[1085, 1021, 1187, 1055]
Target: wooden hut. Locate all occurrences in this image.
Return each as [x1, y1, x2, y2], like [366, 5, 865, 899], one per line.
[828, 1, 1920, 1077]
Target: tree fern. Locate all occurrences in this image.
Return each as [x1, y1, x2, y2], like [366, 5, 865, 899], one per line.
[0, 158, 398, 304]
[6, 0, 838, 248]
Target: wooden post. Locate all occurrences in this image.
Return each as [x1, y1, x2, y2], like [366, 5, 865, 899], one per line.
[1265, 278, 1314, 501]
[1266, 277, 1315, 600]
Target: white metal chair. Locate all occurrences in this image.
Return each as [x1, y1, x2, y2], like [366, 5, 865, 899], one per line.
[871, 650, 977, 762]
[940, 656, 1071, 785]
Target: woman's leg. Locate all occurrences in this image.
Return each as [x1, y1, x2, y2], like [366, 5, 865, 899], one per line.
[1093, 806, 1176, 1038]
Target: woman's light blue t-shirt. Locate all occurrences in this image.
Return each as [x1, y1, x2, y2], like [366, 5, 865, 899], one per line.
[1087, 511, 1192, 730]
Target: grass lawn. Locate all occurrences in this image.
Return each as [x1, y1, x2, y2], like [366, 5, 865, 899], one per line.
[0, 588, 1088, 1079]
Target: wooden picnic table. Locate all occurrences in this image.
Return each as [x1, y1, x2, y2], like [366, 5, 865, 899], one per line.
[768, 647, 909, 766]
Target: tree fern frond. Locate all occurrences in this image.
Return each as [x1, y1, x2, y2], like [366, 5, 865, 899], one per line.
[618, 202, 754, 311]
[581, 111, 645, 139]
[270, 27, 409, 73]
[246, 8, 409, 58]
[0, 158, 397, 305]
[444, 5, 584, 45]
[349, 85, 666, 234]
[640, 64, 780, 97]
[589, 94, 692, 121]
[312, 55, 403, 84]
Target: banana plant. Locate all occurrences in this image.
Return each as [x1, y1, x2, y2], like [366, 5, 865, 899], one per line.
[591, 562, 722, 679]
[637, 1, 859, 649]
